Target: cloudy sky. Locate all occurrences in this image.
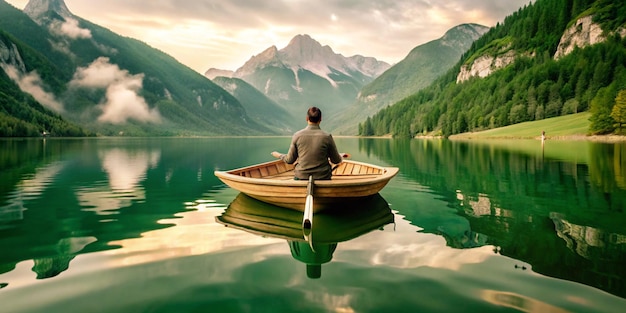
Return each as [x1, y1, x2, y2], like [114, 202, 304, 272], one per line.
[7, 0, 531, 73]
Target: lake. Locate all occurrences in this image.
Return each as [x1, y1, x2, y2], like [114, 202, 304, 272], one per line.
[0, 137, 625, 313]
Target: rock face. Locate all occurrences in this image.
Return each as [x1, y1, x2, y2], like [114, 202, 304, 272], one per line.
[0, 38, 26, 73]
[457, 48, 517, 83]
[24, 0, 73, 24]
[554, 16, 605, 60]
[457, 14, 626, 83]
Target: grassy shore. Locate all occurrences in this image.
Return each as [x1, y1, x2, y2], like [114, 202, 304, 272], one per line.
[449, 112, 626, 142]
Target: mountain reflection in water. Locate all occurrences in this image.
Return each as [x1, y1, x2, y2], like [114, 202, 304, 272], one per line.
[360, 138, 626, 299]
[0, 137, 625, 313]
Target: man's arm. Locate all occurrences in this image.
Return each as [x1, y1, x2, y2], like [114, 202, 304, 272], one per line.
[327, 135, 343, 164]
[272, 136, 299, 164]
[282, 138, 298, 164]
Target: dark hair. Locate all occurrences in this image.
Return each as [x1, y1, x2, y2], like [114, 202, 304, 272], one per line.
[307, 107, 322, 123]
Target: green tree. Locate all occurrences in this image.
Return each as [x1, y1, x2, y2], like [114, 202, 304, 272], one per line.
[589, 86, 617, 134]
[360, 117, 374, 136]
[562, 99, 580, 114]
[360, 0, 626, 138]
[509, 104, 527, 124]
[611, 89, 626, 133]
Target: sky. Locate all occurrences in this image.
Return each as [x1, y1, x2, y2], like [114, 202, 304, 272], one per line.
[6, 0, 531, 73]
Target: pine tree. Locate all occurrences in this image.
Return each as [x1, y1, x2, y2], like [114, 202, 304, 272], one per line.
[589, 86, 617, 134]
[360, 117, 374, 136]
[611, 89, 626, 133]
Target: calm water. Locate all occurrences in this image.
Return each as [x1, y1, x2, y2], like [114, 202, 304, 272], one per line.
[0, 137, 625, 312]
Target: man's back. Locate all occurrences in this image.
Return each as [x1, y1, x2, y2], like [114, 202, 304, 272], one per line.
[272, 106, 343, 180]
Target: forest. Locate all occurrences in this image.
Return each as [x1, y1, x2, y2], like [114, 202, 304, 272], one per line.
[0, 0, 269, 138]
[359, 0, 626, 137]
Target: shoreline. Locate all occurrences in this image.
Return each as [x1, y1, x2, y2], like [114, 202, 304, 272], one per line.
[447, 134, 626, 142]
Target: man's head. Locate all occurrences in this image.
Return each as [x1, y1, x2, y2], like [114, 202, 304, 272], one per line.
[307, 107, 322, 124]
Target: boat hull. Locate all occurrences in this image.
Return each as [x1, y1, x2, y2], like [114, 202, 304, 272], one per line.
[214, 160, 398, 212]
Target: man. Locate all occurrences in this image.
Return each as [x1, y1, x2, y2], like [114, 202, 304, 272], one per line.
[272, 107, 346, 180]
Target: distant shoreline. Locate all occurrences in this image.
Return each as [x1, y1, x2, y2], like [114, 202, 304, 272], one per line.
[343, 133, 626, 142]
[448, 134, 626, 142]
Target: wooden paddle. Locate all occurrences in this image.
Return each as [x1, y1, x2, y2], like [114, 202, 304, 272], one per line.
[302, 175, 315, 251]
[303, 175, 314, 230]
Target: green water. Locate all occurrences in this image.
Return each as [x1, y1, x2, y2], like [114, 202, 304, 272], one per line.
[0, 137, 624, 312]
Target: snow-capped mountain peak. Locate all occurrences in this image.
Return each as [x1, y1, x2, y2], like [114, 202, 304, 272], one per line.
[235, 34, 389, 85]
[222, 34, 390, 119]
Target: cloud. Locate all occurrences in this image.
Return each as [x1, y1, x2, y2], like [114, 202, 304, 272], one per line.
[7, 0, 532, 71]
[50, 17, 92, 40]
[1, 64, 64, 112]
[70, 57, 161, 124]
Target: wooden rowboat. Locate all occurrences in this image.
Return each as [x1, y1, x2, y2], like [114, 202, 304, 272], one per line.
[214, 160, 399, 212]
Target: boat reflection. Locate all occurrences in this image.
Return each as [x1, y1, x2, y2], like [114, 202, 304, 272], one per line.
[216, 193, 394, 279]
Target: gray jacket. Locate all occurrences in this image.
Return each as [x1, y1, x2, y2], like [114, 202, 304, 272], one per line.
[281, 124, 342, 180]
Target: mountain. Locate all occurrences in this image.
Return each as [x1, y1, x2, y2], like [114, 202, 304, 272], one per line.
[1, 28, 89, 136]
[0, 0, 272, 136]
[24, 0, 72, 21]
[364, 0, 626, 137]
[327, 23, 489, 134]
[205, 68, 234, 80]
[211, 76, 296, 134]
[212, 34, 390, 122]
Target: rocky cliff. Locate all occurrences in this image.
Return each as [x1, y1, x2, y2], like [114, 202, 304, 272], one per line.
[456, 48, 518, 83]
[458, 14, 626, 83]
[555, 15, 626, 60]
[0, 37, 26, 72]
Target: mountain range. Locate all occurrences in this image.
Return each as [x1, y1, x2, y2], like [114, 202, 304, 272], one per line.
[211, 76, 296, 133]
[207, 34, 391, 130]
[0, 0, 270, 136]
[327, 23, 490, 134]
[364, 0, 626, 137]
[206, 27, 489, 135]
[1, 0, 491, 137]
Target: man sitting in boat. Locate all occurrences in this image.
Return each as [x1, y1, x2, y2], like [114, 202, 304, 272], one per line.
[272, 107, 344, 180]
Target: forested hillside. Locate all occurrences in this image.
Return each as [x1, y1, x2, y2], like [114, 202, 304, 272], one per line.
[0, 29, 90, 136]
[212, 76, 297, 134]
[0, 0, 271, 137]
[360, 0, 626, 137]
[327, 23, 488, 135]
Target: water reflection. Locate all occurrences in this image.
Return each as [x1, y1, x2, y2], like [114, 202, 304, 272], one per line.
[361, 138, 626, 298]
[101, 148, 160, 192]
[0, 138, 624, 312]
[481, 290, 570, 313]
[216, 193, 394, 279]
[77, 148, 161, 215]
[0, 139, 202, 281]
[32, 236, 97, 279]
[0, 162, 64, 225]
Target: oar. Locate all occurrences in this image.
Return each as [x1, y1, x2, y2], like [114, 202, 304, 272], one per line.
[302, 175, 315, 251]
[303, 175, 314, 230]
